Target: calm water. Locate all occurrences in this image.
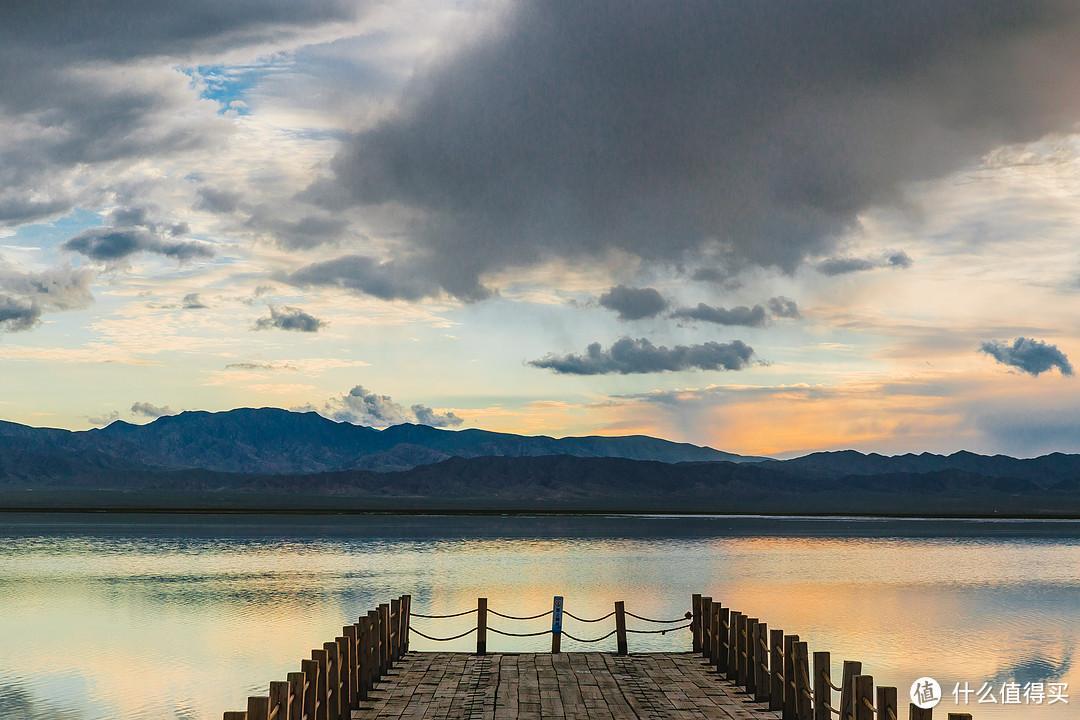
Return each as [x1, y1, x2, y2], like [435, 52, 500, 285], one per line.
[0, 513, 1077, 720]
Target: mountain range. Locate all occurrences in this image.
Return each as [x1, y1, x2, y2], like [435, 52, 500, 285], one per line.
[1, 408, 1078, 515]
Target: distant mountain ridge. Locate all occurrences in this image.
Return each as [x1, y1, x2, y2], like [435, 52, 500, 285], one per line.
[1, 408, 1079, 515]
[4, 407, 752, 475]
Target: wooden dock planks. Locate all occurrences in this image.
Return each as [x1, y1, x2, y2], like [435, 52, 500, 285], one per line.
[351, 652, 782, 720]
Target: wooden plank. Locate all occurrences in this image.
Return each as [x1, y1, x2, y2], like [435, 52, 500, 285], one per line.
[770, 629, 784, 711]
[854, 675, 874, 720]
[691, 594, 702, 652]
[840, 661, 863, 720]
[878, 686, 898, 720]
[477, 597, 488, 655]
[783, 634, 800, 720]
[814, 651, 831, 720]
[614, 601, 628, 656]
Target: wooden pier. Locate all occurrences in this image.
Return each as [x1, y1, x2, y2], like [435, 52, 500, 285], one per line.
[223, 594, 974, 720]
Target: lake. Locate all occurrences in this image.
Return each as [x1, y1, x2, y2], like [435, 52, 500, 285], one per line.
[0, 513, 1076, 720]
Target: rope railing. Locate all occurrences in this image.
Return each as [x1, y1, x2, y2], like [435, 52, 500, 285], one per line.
[564, 609, 615, 623]
[563, 628, 618, 643]
[410, 608, 477, 619]
[406, 596, 692, 655]
[410, 626, 478, 642]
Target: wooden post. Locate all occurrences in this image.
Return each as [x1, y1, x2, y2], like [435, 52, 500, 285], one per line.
[287, 672, 305, 720]
[401, 594, 412, 654]
[324, 640, 341, 720]
[223, 713, 247, 720]
[716, 606, 729, 672]
[379, 604, 391, 676]
[908, 705, 932, 720]
[840, 661, 863, 720]
[477, 597, 488, 655]
[946, 715, 972, 720]
[312, 649, 328, 720]
[356, 618, 369, 700]
[270, 681, 290, 720]
[614, 601, 628, 655]
[813, 651, 831, 720]
[390, 598, 401, 663]
[854, 675, 874, 720]
[710, 605, 722, 667]
[727, 611, 741, 681]
[744, 617, 758, 693]
[691, 594, 702, 653]
[367, 610, 381, 683]
[735, 614, 747, 687]
[551, 596, 564, 653]
[301, 658, 318, 720]
[769, 629, 784, 711]
[247, 697, 270, 720]
[337, 636, 352, 711]
[783, 634, 799, 720]
[792, 641, 812, 720]
[344, 625, 359, 709]
[878, 687, 897, 720]
[700, 597, 712, 659]
[754, 622, 769, 703]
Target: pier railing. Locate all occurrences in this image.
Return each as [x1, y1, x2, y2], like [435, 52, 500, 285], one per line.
[690, 593, 971, 720]
[222, 594, 411, 720]
[410, 595, 691, 654]
[221, 592, 972, 720]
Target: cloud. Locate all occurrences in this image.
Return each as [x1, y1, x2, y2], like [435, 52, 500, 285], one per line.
[598, 285, 668, 320]
[0, 262, 94, 332]
[224, 361, 298, 371]
[979, 337, 1074, 376]
[412, 403, 464, 428]
[670, 303, 767, 327]
[182, 293, 208, 309]
[62, 227, 214, 263]
[130, 401, 175, 418]
[313, 0, 1080, 297]
[88, 410, 121, 426]
[767, 296, 801, 319]
[252, 305, 325, 333]
[816, 250, 914, 276]
[0, 295, 41, 332]
[316, 385, 465, 428]
[529, 337, 756, 375]
[284, 254, 444, 301]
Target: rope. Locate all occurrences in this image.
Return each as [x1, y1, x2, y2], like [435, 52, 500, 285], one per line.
[759, 637, 769, 652]
[410, 626, 478, 642]
[625, 611, 690, 624]
[822, 672, 843, 692]
[821, 701, 841, 716]
[862, 697, 877, 713]
[489, 609, 553, 621]
[411, 609, 478, 619]
[887, 707, 897, 720]
[626, 622, 692, 634]
[488, 627, 552, 638]
[562, 628, 618, 643]
[564, 610, 615, 623]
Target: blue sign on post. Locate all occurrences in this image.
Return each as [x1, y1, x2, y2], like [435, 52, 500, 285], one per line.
[551, 595, 564, 634]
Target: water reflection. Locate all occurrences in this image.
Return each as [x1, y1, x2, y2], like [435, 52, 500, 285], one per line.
[0, 513, 1077, 720]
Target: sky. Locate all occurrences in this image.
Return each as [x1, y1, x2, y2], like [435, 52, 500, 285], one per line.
[3, 1, 1080, 458]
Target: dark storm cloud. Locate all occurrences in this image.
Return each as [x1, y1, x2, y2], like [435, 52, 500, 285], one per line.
[0, 1, 358, 66]
[529, 337, 756, 375]
[0, 2, 359, 227]
[252, 214, 350, 250]
[979, 337, 1074, 376]
[130, 401, 175, 418]
[670, 303, 768, 327]
[767, 296, 801, 319]
[598, 285, 668, 320]
[412, 404, 464, 428]
[816, 250, 914, 275]
[62, 228, 214, 262]
[196, 187, 243, 214]
[252, 305, 325, 333]
[284, 255, 443, 301]
[313, 0, 1080, 298]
